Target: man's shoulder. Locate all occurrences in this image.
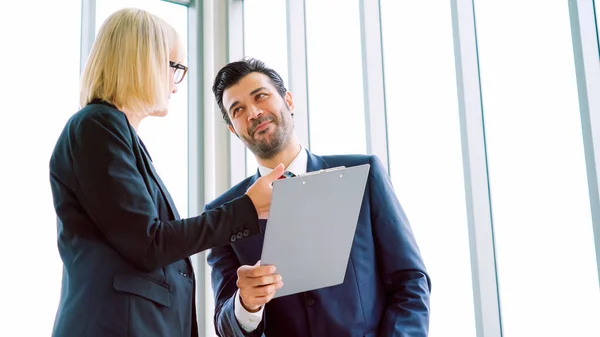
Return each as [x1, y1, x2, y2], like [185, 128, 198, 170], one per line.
[205, 176, 257, 210]
[320, 153, 377, 168]
[318, 153, 388, 181]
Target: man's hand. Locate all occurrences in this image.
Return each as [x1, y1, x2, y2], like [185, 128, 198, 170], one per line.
[237, 261, 283, 312]
[245, 163, 285, 219]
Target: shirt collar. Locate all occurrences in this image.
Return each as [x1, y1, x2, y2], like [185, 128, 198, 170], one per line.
[257, 146, 308, 177]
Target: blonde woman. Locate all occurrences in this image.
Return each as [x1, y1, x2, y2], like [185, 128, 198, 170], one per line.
[49, 8, 283, 337]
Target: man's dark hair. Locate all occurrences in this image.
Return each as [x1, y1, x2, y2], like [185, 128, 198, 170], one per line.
[212, 57, 287, 126]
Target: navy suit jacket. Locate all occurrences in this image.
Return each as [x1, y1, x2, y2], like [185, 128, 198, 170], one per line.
[206, 152, 431, 337]
[49, 101, 261, 337]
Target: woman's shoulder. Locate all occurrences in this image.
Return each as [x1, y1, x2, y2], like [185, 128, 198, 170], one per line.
[68, 101, 132, 142]
[75, 101, 126, 124]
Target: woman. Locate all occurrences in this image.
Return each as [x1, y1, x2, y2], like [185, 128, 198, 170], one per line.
[49, 8, 283, 337]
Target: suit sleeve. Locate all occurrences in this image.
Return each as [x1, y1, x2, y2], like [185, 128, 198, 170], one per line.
[71, 111, 261, 272]
[369, 156, 431, 337]
[205, 204, 266, 337]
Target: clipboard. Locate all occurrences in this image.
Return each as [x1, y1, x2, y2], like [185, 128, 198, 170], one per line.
[260, 163, 370, 298]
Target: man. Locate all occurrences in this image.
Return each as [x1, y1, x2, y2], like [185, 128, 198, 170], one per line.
[206, 58, 431, 337]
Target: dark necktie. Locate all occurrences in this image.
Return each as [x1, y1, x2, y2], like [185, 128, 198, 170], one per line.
[279, 171, 296, 179]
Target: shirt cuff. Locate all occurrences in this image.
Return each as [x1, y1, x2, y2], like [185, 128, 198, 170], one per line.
[234, 289, 264, 332]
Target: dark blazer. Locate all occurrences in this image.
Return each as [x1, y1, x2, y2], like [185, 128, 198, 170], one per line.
[49, 101, 261, 337]
[206, 152, 431, 337]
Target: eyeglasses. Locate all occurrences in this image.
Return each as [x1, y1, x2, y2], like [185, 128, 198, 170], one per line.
[169, 61, 188, 84]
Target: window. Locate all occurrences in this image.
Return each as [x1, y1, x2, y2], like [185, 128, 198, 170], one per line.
[305, 0, 366, 155]
[0, 1, 81, 335]
[381, 1, 476, 336]
[96, 0, 189, 217]
[243, 0, 289, 176]
[475, 1, 600, 336]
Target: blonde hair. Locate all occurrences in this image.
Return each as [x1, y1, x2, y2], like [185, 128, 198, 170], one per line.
[80, 8, 183, 114]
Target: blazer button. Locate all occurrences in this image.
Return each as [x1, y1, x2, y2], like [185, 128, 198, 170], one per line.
[179, 271, 188, 277]
[230, 235, 237, 243]
[243, 229, 250, 237]
[305, 296, 316, 307]
[236, 232, 243, 239]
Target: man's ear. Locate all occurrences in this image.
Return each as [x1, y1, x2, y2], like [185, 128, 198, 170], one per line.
[285, 91, 295, 114]
[228, 124, 239, 138]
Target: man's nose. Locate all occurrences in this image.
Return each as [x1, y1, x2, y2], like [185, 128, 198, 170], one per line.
[248, 105, 263, 120]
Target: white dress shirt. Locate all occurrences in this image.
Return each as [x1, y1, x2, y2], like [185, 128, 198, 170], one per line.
[235, 146, 308, 332]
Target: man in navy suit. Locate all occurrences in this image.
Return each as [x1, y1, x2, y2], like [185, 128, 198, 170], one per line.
[206, 57, 431, 337]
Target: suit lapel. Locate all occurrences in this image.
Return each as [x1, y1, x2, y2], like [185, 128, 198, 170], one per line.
[246, 169, 260, 192]
[136, 137, 181, 220]
[134, 136, 195, 272]
[306, 151, 330, 172]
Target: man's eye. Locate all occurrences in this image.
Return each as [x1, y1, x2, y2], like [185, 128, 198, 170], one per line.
[256, 93, 267, 100]
[233, 107, 243, 116]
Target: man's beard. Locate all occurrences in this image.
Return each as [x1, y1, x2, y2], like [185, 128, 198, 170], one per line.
[241, 109, 293, 160]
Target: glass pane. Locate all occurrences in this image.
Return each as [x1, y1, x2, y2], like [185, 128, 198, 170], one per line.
[0, 1, 81, 335]
[381, 1, 476, 336]
[305, 0, 366, 155]
[96, 0, 189, 217]
[474, 1, 600, 336]
[243, 0, 289, 176]
[597, 1, 600, 40]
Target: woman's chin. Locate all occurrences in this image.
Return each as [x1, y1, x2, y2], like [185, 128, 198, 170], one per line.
[151, 110, 169, 117]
